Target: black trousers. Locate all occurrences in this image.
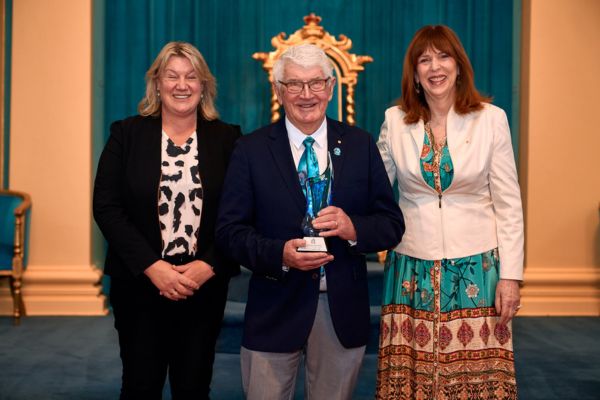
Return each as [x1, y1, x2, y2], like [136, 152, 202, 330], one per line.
[110, 271, 229, 400]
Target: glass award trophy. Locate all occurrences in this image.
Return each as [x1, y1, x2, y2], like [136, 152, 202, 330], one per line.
[298, 153, 333, 252]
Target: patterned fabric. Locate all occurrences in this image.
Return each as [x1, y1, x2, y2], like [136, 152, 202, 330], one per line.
[297, 136, 326, 279]
[158, 131, 202, 257]
[297, 136, 319, 195]
[420, 123, 454, 194]
[376, 130, 517, 399]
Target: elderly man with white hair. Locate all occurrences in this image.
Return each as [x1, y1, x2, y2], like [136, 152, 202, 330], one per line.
[217, 44, 404, 399]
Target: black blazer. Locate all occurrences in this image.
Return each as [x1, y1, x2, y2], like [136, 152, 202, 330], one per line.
[93, 112, 241, 279]
[216, 118, 405, 351]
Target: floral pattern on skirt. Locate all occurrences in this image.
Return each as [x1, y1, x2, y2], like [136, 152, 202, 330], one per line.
[376, 250, 517, 400]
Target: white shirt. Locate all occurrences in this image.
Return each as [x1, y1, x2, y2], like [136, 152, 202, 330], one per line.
[286, 117, 329, 174]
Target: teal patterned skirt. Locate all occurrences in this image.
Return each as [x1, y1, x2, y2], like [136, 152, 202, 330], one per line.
[382, 249, 500, 311]
[376, 249, 517, 400]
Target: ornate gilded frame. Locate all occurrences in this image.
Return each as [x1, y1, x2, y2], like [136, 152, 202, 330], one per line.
[252, 13, 373, 126]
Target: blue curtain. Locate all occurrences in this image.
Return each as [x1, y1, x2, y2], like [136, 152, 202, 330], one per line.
[99, 0, 518, 141]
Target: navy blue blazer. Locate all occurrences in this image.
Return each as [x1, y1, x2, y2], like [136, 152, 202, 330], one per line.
[216, 118, 404, 352]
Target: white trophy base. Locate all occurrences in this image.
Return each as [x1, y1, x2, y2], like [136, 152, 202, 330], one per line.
[297, 236, 328, 252]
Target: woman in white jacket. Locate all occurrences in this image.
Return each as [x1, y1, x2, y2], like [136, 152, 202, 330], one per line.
[376, 25, 523, 400]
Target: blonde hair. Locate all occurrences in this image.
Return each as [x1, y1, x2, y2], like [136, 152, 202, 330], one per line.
[138, 41, 219, 120]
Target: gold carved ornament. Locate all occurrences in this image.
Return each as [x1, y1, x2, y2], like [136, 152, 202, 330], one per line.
[252, 13, 373, 126]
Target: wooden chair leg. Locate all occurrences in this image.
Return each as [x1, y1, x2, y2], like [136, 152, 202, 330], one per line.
[10, 275, 23, 325]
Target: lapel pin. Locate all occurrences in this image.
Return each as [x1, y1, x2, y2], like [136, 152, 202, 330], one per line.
[333, 147, 341, 156]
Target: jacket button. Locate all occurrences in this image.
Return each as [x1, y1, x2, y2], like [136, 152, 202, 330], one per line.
[312, 273, 319, 280]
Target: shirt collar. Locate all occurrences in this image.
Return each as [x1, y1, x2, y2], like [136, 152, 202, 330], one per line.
[286, 117, 327, 151]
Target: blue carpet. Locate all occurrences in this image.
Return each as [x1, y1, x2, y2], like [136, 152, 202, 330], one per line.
[512, 317, 600, 400]
[1, 316, 599, 399]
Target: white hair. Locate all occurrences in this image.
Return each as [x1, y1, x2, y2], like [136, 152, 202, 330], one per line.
[273, 44, 334, 84]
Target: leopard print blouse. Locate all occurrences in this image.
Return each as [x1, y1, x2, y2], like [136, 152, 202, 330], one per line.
[158, 131, 202, 257]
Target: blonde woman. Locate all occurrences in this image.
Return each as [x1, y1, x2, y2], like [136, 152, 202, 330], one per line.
[94, 41, 240, 399]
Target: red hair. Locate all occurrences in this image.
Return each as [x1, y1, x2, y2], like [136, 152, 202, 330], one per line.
[399, 25, 491, 124]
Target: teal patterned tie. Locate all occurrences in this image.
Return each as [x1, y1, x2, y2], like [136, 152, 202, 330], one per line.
[298, 137, 326, 278]
[298, 136, 319, 196]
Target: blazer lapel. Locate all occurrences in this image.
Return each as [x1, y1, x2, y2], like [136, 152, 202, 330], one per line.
[409, 119, 425, 151]
[268, 120, 306, 213]
[446, 106, 467, 154]
[144, 116, 163, 188]
[196, 116, 212, 192]
[409, 108, 467, 153]
[327, 118, 346, 194]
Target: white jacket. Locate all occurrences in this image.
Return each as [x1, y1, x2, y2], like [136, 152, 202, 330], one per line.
[377, 103, 524, 280]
